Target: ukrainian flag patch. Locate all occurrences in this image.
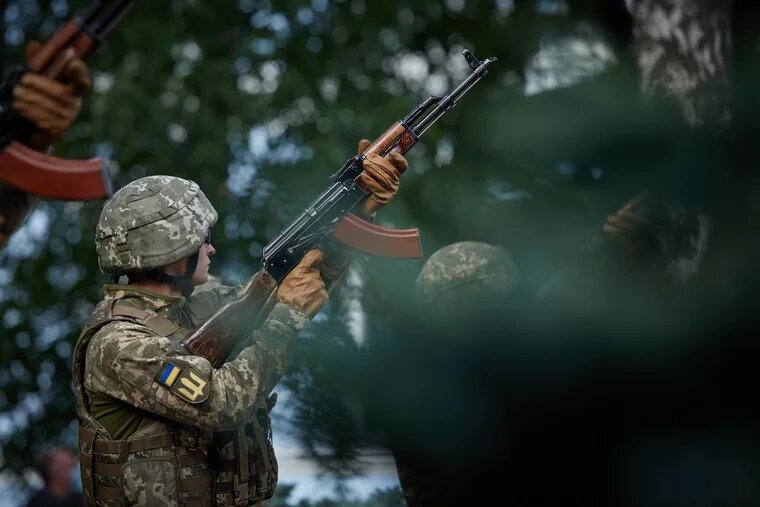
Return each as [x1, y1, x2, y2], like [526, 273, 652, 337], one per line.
[157, 362, 181, 387]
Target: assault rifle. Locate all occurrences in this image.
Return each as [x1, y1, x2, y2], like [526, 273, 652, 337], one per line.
[182, 49, 497, 367]
[0, 0, 135, 201]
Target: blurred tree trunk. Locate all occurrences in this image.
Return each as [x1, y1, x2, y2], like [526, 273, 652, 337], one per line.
[631, 0, 732, 128]
[629, 0, 732, 283]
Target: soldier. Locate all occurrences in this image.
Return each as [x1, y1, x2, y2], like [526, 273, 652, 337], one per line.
[73, 149, 406, 504]
[390, 241, 521, 507]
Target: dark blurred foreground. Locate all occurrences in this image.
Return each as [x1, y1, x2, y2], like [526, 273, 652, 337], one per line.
[352, 234, 760, 506]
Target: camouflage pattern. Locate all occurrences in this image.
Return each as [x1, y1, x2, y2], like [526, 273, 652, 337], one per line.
[74, 279, 309, 506]
[85, 285, 305, 432]
[415, 241, 521, 310]
[122, 456, 177, 505]
[95, 175, 218, 275]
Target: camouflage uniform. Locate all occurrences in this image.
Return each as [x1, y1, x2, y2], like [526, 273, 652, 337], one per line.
[73, 176, 309, 506]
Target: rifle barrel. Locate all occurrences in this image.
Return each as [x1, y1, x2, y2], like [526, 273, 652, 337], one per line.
[413, 51, 496, 137]
[84, 0, 136, 42]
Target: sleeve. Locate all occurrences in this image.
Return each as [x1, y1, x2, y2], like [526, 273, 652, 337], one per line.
[184, 280, 246, 326]
[85, 303, 309, 432]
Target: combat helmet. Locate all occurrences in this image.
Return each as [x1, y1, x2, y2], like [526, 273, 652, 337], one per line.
[95, 175, 217, 292]
[415, 241, 520, 313]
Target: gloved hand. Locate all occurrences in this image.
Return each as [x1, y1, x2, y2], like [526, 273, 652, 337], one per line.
[603, 192, 647, 235]
[276, 248, 329, 318]
[13, 41, 92, 149]
[602, 192, 655, 254]
[356, 139, 408, 216]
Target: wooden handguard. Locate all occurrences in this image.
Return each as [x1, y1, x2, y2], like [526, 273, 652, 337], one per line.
[29, 20, 97, 75]
[327, 120, 422, 258]
[180, 270, 278, 368]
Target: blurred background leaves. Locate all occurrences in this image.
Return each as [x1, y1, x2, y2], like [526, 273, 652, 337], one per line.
[2, 0, 760, 505]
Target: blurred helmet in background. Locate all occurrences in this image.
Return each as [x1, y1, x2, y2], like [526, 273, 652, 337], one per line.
[415, 241, 521, 315]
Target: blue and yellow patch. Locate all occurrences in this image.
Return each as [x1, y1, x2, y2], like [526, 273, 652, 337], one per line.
[158, 362, 181, 387]
[154, 360, 210, 404]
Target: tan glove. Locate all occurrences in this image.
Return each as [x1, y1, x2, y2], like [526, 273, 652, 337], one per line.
[356, 139, 408, 216]
[276, 248, 329, 318]
[602, 191, 655, 254]
[602, 192, 651, 237]
[12, 41, 92, 150]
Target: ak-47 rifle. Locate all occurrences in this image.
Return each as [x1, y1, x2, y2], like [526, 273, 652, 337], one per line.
[182, 49, 498, 367]
[0, 0, 135, 201]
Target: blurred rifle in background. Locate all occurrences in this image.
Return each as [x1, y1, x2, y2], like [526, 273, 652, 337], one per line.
[0, 0, 134, 250]
[535, 190, 651, 302]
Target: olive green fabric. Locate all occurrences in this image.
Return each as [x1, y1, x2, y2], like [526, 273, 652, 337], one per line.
[95, 175, 218, 275]
[87, 392, 155, 440]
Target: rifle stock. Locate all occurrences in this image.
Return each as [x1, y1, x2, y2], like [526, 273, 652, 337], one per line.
[180, 270, 278, 368]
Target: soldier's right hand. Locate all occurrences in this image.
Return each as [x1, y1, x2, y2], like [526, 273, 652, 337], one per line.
[12, 41, 92, 149]
[276, 249, 328, 318]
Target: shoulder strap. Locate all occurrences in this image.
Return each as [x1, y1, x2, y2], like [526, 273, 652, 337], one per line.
[111, 300, 181, 338]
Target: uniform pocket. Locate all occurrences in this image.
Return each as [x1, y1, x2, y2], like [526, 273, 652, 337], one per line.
[247, 406, 278, 503]
[122, 458, 178, 506]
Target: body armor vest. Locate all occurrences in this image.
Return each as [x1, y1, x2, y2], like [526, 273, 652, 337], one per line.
[73, 296, 278, 506]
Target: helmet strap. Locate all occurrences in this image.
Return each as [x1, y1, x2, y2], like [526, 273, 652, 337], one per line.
[144, 251, 200, 297]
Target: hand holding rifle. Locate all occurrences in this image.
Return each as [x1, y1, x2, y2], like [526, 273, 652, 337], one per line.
[274, 138, 407, 317]
[0, 43, 91, 249]
[11, 40, 92, 150]
[355, 138, 408, 216]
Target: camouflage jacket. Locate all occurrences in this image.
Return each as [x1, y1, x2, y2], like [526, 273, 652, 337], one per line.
[73, 278, 309, 506]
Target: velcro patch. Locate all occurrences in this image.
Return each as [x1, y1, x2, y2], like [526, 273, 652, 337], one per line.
[155, 361, 182, 387]
[170, 367, 210, 404]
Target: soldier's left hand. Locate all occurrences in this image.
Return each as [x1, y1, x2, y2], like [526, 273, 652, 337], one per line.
[12, 40, 92, 149]
[356, 139, 408, 216]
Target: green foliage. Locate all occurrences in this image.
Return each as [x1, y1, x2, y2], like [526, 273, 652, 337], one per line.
[1, 5, 759, 507]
